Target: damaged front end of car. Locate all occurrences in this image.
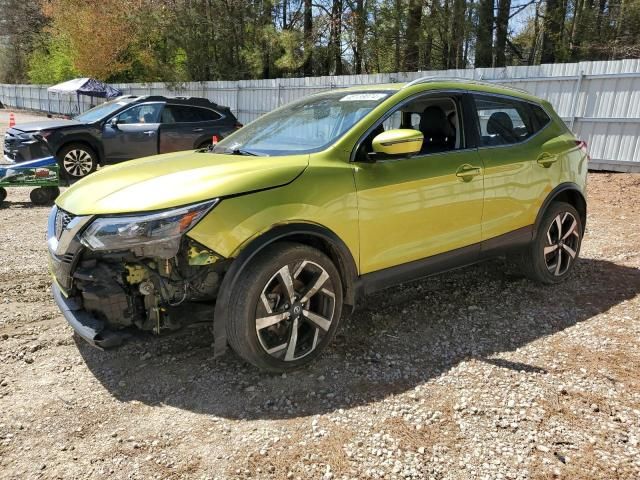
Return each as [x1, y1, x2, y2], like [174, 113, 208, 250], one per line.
[48, 200, 228, 348]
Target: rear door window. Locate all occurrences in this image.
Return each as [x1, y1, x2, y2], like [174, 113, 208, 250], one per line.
[161, 105, 221, 124]
[473, 95, 547, 147]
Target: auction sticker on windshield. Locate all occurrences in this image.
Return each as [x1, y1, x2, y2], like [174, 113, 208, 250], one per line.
[339, 93, 389, 102]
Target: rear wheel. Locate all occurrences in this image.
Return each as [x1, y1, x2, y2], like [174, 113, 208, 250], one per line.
[58, 143, 97, 179]
[517, 201, 583, 284]
[227, 242, 343, 372]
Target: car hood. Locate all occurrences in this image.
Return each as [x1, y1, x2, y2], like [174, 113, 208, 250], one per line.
[10, 119, 82, 132]
[56, 151, 309, 215]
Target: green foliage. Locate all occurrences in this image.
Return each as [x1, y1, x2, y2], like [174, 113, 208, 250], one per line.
[1, 0, 640, 84]
[27, 34, 78, 84]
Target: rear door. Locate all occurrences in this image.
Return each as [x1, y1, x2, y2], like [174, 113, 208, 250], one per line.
[471, 94, 554, 242]
[102, 102, 163, 162]
[159, 105, 223, 153]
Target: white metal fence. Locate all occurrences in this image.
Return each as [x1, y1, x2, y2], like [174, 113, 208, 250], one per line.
[1, 59, 639, 172]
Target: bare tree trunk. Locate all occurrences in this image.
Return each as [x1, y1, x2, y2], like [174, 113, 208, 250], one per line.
[528, 2, 541, 64]
[541, 0, 567, 63]
[441, 0, 450, 67]
[449, 0, 465, 68]
[568, 0, 583, 59]
[494, 0, 510, 67]
[423, 0, 438, 69]
[475, 0, 493, 67]
[330, 0, 343, 74]
[404, 0, 424, 71]
[354, 0, 365, 73]
[303, 0, 313, 75]
[394, 0, 401, 71]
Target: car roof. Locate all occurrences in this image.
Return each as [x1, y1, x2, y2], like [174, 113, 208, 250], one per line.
[341, 77, 542, 104]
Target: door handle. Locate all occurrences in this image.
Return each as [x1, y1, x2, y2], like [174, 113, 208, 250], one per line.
[192, 128, 204, 132]
[537, 152, 557, 167]
[143, 130, 156, 136]
[456, 164, 482, 180]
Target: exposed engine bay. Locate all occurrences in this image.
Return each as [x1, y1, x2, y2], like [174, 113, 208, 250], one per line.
[71, 239, 227, 334]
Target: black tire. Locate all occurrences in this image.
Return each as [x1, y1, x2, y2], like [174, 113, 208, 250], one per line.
[0, 187, 6, 204]
[30, 187, 51, 206]
[57, 143, 98, 180]
[227, 242, 344, 372]
[516, 201, 583, 284]
[42, 186, 60, 201]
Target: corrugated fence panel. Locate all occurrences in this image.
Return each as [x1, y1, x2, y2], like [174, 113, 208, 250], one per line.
[1, 59, 639, 171]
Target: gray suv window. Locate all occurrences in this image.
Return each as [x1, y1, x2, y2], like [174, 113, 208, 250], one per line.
[161, 105, 221, 124]
[116, 104, 162, 124]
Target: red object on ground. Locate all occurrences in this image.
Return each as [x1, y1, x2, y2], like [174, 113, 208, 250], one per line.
[9, 112, 15, 128]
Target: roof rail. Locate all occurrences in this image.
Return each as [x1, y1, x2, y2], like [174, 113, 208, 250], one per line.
[113, 94, 139, 101]
[402, 75, 530, 94]
[403, 76, 477, 88]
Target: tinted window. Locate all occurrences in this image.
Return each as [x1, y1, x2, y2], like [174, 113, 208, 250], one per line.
[161, 105, 221, 123]
[473, 95, 545, 146]
[530, 103, 551, 130]
[116, 104, 162, 124]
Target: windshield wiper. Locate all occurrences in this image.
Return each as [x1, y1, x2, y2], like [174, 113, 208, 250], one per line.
[229, 148, 258, 156]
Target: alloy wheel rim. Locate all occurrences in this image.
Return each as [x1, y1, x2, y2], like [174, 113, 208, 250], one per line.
[63, 149, 94, 177]
[255, 260, 336, 361]
[544, 211, 580, 276]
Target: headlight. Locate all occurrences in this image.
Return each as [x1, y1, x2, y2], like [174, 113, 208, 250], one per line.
[80, 199, 217, 251]
[17, 132, 37, 143]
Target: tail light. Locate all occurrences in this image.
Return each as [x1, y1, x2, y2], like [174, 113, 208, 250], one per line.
[576, 140, 590, 160]
[212, 135, 219, 145]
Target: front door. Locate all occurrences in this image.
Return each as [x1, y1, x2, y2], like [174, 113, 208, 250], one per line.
[353, 93, 484, 274]
[102, 103, 163, 162]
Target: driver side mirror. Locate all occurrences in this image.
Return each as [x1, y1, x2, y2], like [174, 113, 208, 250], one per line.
[370, 129, 423, 160]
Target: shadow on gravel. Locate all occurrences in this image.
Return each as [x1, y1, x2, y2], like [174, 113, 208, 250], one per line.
[77, 257, 640, 419]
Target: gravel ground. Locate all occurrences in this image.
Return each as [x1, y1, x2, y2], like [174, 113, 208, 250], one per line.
[1, 111, 640, 479]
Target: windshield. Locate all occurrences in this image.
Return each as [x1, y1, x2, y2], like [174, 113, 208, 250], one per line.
[212, 90, 391, 156]
[74, 99, 133, 123]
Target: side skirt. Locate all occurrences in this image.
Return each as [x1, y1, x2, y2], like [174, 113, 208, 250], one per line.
[355, 225, 533, 297]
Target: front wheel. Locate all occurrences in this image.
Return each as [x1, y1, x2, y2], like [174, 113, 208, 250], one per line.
[58, 144, 97, 179]
[517, 201, 583, 284]
[0, 187, 7, 204]
[227, 242, 343, 372]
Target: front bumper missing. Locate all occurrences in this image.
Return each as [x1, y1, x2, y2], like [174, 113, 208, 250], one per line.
[52, 283, 130, 349]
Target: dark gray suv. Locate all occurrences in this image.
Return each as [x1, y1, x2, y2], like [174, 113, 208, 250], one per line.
[3, 95, 242, 179]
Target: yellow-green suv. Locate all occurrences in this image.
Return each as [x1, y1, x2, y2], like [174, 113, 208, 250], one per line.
[48, 78, 588, 372]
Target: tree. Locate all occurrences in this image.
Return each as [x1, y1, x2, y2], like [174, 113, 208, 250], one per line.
[494, 0, 511, 67]
[475, 0, 494, 67]
[404, 0, 423, 70]
[541, 0, 567, 63]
